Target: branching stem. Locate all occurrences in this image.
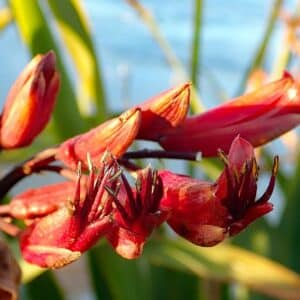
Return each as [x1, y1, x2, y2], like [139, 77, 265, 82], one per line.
[122, 149, 201, 161]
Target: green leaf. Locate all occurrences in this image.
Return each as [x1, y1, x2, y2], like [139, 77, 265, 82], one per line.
[9, 0, 85, 140]
[20, 259, 45, 284]
[0, 7, 13, 31]
[87, 248, 115, 300]
[88, 242, 152, 300]
[275, 153, 300, 273]
[47, 0, 107, 123]
[24, 271, 65, 300]
[145, 237, 300, 299]
[6, 239, 45, 284]
[190, 0, 203, 89]
[149, 265, 200, 300]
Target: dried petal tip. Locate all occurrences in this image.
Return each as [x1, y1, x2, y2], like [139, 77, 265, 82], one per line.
[0, 51, 60, 149]
[56, 108, 141, 170]
[273, 155, 279, 174]
[86, 153, 93, 173]
[137, 83, 190, 140]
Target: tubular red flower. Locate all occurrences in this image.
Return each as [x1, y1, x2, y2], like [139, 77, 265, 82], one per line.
[137, 83, 190, 140]
[0, 51, 60, 149]
[56, 107, 141, 169]
[159, 136, 278, 246]
[0, 181, 85, 221]
[20, 156, 120, 268]
[157, 72, 300, 156]
[106, 166, 167, 259]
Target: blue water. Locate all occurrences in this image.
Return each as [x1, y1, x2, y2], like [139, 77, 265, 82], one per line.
[83, 0, 286, 109]
[0, 0, 295, 110]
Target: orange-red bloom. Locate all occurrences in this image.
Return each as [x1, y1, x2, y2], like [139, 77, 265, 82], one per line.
[0, 181, 81, 221]
[56, 83, 190, 170]
[0, 51, 59, 149]
[156, 73, 300, 156]
[20, 156, 120, 268]
[56, 108, 141, 169]
[137, 83, 190, 140]
[106, 166, 167, 259]
[159, 136, 278, 246]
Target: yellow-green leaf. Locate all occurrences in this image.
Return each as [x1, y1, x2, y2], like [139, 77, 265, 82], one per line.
[47, 0, 107, 122]
[146, 237, 300, 299]
[0, 7, 13, 31]
[20, 259, 45, 284]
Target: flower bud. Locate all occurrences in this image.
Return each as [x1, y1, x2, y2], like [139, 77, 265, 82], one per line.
[156, 72, 300, 156]
[0, 51, 60, 149]
[56, 108, 141, 169]
[137, 83, 190, 140]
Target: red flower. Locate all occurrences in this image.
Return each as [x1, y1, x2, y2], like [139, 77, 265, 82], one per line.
[0, 51, 60, 149]
[0, 181, 83, 221]
[56, 83, 190, 170]
[159, 136, 278, 246]
[137, 83, 190, 140]
[20, 155, 120, 268]
[155, 72, 300, 156]
[56, 108, 141, 169]
[106, 166, 167, 259]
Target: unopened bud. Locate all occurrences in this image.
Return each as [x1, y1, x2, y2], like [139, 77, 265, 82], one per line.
[0, 51, 60, 149]
[137, 83, 190, 140]
[57, 108, 141, 169]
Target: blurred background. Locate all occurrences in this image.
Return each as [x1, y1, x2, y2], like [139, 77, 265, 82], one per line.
[1, 0, 300, 299]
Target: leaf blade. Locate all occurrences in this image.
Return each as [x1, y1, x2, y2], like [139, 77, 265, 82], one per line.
[145, 237, 300, 299]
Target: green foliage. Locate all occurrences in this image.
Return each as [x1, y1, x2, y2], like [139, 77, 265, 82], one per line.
[88, 243, 151, 300]
[23, 271, 64, 300]
[47, 0, 107, 124]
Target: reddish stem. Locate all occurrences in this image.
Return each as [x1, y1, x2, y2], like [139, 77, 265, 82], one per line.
[0, 147, 58, 201]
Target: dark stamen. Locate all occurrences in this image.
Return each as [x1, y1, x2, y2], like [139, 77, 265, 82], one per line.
[256, 156, 279, 204]
[105, 185, 129, 222]
[121, 173, 137, 218]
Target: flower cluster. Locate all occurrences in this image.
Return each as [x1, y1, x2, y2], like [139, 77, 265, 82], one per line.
[0, 51, 299, 269]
